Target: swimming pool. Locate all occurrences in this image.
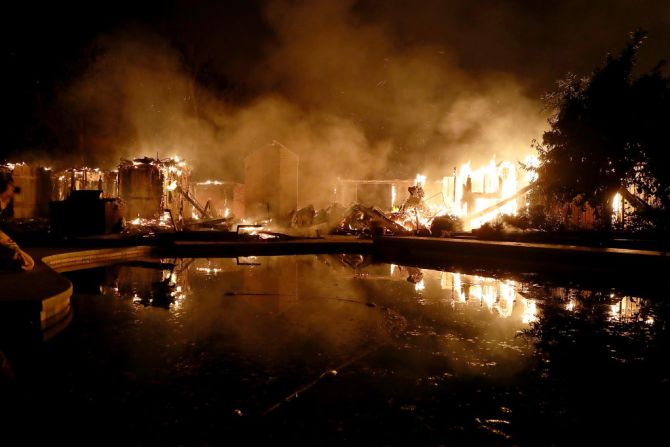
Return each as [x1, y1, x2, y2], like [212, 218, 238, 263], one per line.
[2, 254, 668, 445]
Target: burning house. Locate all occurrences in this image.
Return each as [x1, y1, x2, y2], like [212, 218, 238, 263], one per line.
[441, 159, 530, 229]
[333, 157, 538, 235]
[244, 141, 298, 223]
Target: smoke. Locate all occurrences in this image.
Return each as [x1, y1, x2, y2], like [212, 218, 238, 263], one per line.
[58, 0, 548, 208]
[255, 0, 547, 188]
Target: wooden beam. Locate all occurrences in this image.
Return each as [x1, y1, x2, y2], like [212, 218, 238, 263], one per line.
[466, 183, 535, 222]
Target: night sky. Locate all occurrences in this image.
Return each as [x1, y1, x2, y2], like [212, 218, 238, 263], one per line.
[2, 0, 669, 186]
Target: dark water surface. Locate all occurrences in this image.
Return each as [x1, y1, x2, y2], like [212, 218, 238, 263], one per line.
[2, 254, 669, 445]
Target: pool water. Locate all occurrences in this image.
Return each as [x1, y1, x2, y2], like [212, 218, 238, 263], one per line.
[2, 254, 669, 445]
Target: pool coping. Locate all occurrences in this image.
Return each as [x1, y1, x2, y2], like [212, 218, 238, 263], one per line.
[0, 246, 153, 335]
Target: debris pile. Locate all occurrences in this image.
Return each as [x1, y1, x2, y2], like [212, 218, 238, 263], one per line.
[332, 204, 411, 236]
[389, 184, 434, 233]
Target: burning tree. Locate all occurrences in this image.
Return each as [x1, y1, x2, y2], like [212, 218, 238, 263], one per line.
[532, 30, 670, 231]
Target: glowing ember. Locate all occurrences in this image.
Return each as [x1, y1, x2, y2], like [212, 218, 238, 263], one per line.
[126, 212, 173, 229]
[237, 223, 280, 240]
[198, 180, 224, 185]
[3, 162, 26, 170]
[196, 267, 224, 275]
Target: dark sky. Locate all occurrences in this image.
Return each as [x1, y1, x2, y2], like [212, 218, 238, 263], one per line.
[2, 0, 669, 164]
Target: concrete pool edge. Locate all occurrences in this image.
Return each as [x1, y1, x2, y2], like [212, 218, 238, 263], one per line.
[0, 246, 153, 338]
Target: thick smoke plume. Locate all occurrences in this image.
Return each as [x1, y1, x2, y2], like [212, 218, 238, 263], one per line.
[58, 0, 547, 208]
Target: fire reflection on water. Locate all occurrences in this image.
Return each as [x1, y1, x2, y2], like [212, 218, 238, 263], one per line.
[94, 256, 658, 335]
[89, 254, 660, 388]
[437, 271, 537, 323]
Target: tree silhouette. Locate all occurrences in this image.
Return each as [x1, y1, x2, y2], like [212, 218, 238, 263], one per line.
[533, 30, 670, 230]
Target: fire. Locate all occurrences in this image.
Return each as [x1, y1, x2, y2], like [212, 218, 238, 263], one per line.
[524, 154, 540, 183]
[196, 267, 224, 275]
[414, 279, 425, 291]
[199, 180, 224, 185]
[384, 154, 537, 234]
[237, 223, 279, 240]
[4, 162, 26, 170]
[612, 192, 623, 224]
[126, 211, 173, 229]
[452, 158, 519, 228]
[431, 154, 538, 230]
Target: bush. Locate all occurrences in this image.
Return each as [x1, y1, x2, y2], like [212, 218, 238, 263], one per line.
[430, 214, 463, 236]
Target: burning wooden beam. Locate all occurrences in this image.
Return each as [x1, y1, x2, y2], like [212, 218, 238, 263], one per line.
[466, 182, 535, 222]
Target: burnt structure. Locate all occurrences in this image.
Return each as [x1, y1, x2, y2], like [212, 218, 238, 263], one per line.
[8, 164, 52, 218]
[244, 141, 298, 223]
[118, 157, 191, 222]
[338, 180, 407, 210]
[192, 181, 245, 219]
[52, 168, 118, 201]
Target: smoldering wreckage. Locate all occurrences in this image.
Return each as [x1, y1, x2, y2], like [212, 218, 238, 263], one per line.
[1, 142, 541, 241]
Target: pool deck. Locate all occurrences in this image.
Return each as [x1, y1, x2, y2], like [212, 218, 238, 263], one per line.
[2, 235, 669, 338]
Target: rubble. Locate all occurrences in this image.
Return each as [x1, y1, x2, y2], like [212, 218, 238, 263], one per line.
[329, 183, 441, 236]
[332, 203, 411, 236]
[290, 205, 316, 227]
